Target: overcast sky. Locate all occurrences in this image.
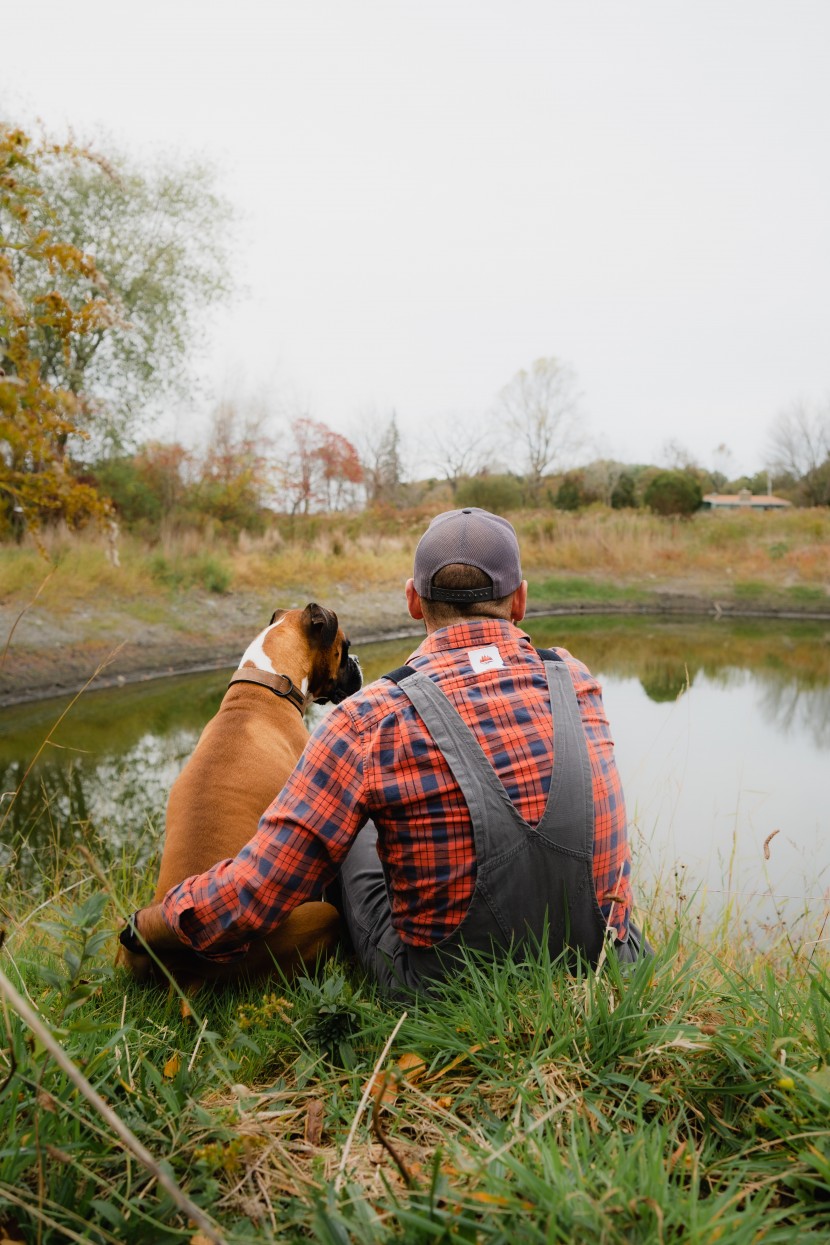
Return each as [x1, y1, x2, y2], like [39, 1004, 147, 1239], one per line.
[4, 1, 829, 476]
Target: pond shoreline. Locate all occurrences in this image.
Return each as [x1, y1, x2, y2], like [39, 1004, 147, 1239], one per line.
[3, 587, 830, 708]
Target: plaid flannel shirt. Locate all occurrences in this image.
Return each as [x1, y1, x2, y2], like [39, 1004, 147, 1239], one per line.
[162, 617, 633, 955]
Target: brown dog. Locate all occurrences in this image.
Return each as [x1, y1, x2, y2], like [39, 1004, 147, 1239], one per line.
[122, 602, 362, 989]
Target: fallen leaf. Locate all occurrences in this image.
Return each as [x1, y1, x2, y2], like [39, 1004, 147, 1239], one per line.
[364, 1068, 398, 1108]
[163, 1053, 181, 1080]
[364, 1051, 427, 1108]
[397, 1051, 427, 1082]
[436, 1095, 453, 1110]
[304, 1099, 325, 1146]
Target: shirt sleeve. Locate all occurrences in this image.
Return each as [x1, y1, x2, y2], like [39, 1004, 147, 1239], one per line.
[160, 703, 369, 958]
[559, 649, 633, 942]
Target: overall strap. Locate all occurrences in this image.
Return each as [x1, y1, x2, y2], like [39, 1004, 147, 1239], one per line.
[391, 670, 529, 855]
[384, 646, 592, 858]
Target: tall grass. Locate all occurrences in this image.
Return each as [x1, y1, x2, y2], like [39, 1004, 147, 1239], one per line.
[1, 815, 828, 1243]
[3, 508, 829, 616]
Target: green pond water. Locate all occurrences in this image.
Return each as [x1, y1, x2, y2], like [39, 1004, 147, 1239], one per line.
[2, 615, 829, 946]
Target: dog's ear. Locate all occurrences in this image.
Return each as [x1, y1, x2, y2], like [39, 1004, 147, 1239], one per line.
[302, 602, 339, 647]
[269, 609, 286, 625]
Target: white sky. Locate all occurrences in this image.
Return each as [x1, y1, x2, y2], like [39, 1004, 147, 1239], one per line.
[4, 0, 829, 476]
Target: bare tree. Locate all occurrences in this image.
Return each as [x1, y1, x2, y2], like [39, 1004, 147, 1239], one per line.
[422, 413, 494, 497]
[354, 410, 405, 505]
[496, 357, 583, 503]
[659, 438, 698, 471]
[767, 400, 830, 506]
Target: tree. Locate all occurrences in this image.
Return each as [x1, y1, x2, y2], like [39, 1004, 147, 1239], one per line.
[6, 124, 232, 456]
[610, 471, 637, 509]
[192, 400, 274, 530]
[424, 413, 493, 498]
[767, 400, 830, 506]
[643, 470, 702, 517]
[277, 417, 363, 514]
[358, 412, 405, 506]
[456, 472, 524, 513]
[94, 441, 191, 529]
[497, 357, 583, 504]
[1, 126, 115, 534]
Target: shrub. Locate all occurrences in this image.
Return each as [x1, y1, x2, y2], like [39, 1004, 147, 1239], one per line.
[456, 473, 525, 512]
[643, 470, 703, 516]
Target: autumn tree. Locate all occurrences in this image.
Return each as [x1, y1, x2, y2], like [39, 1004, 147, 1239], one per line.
[94, 441, 191, 529]
[1, 126, 116, 534]
[8, 131, 232, 455]
[277, 417, 363, 514]
[192, 400, 275, 531]
[496, 357, 583, 504]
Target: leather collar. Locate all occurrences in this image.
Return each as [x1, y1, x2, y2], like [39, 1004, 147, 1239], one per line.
[227, 668, 306, 715]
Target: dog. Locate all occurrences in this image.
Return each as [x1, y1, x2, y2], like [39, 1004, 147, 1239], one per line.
[120, 602, 362, 990]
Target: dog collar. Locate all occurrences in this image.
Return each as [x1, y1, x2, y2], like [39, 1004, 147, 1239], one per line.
[227, 668, 306, 714]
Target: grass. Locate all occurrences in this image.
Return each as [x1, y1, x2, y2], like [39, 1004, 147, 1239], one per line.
[2, 506, 830, 1240]
[2, 506, 829, 617]
[1, 818, 829, 1243]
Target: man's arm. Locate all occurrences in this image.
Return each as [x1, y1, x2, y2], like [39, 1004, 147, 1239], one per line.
[125, 703, 369, 960]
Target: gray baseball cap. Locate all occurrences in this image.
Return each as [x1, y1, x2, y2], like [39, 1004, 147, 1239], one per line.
[413, 507, 523, 602]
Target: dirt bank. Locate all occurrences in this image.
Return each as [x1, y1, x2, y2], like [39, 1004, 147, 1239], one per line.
[3, 582, 829, 708]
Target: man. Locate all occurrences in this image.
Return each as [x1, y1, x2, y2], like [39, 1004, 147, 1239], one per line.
[123, 507, 648, 995]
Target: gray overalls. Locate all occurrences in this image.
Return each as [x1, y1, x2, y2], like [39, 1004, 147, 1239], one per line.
[339, 652, 639, 999]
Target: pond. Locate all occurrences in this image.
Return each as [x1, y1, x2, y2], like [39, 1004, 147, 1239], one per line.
[2, 615, 829, 949]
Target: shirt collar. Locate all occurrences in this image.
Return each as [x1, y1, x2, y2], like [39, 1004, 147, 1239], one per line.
[409, 617, 531, 660]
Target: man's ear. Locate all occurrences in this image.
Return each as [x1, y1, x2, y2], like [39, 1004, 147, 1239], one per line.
[511, 581, 528, 623]
[405, 579, 424, 621]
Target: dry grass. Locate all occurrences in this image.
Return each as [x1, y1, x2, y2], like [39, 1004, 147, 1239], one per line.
[2, 507, 829, 611]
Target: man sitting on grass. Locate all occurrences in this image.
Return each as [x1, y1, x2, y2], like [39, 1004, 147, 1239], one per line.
[123, 507, 649, 995]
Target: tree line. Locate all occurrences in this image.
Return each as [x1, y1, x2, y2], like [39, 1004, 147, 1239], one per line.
[2, 121, 828, 543]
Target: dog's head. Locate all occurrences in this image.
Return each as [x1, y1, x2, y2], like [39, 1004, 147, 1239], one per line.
[269, 603, 362, 705]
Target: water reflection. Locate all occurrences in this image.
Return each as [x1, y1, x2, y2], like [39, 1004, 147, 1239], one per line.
[2, 616, 829, 937]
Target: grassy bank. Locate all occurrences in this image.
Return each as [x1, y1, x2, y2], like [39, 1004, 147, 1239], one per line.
[1, 507, 828, 704]
[2, 506, 829, 614]
[1, 829, 829, 1243]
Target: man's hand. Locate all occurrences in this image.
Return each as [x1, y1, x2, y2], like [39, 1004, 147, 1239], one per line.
[117, 904, 187, 980]
[133, 904, 182, 951]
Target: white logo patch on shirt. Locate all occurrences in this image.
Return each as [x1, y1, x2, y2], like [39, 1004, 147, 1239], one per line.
[468, 645, 504, 674]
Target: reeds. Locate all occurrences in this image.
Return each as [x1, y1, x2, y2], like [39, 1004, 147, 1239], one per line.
[3, 506, 829, 615]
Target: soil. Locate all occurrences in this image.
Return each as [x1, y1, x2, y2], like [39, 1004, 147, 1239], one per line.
[3, 579, 829, 708]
